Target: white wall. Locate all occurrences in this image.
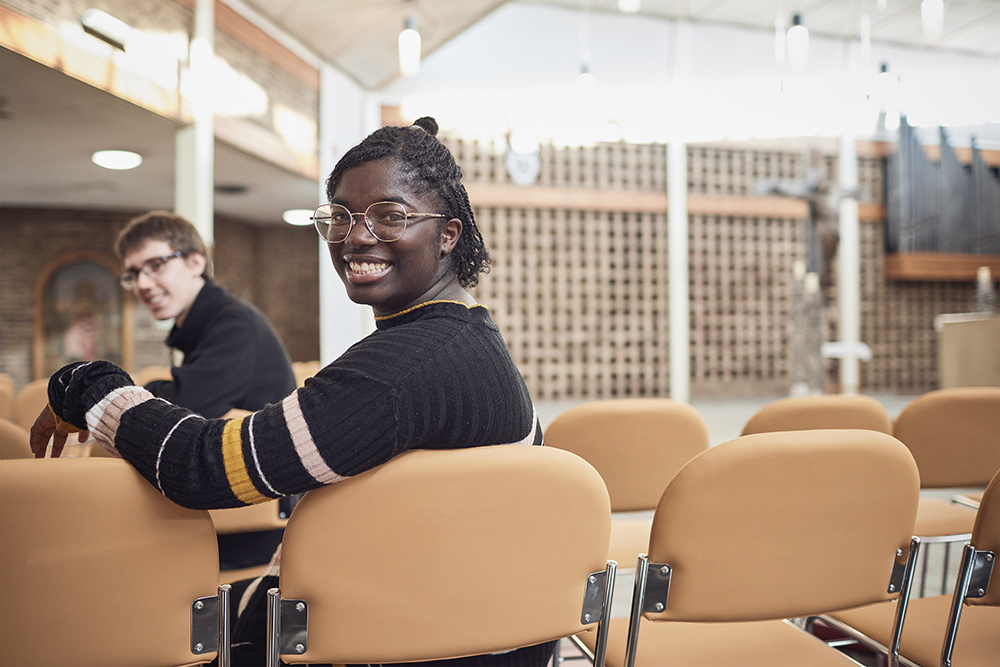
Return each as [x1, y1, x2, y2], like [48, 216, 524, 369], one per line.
[381, 2, 1000, 147]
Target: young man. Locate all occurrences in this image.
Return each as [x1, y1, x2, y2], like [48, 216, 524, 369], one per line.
[117, 212, 298, 571]
[116, 211, 296, 419]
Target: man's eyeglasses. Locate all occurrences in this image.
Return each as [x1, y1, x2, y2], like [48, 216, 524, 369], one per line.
[311, 202, 447, 243]
[119, 251, 185, 290]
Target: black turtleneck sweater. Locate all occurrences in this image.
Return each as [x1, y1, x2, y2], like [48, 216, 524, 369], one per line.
[144, 278, 296, 419]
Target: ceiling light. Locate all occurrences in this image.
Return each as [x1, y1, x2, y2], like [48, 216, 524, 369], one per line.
[91, 150, 142, 170]
[921, 0, 944, 43]
[79, 9, 135, 51]
[618, 0, 641, 13]
[398, 18, 421, 77]
[282, 209, 314, 226]
[786, 13, 809, 72]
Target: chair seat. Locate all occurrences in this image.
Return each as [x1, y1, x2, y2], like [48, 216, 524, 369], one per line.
[915, 496, 977, 537]
[827, 596, 1000, 667]
[579, 617, 860, 667]
[608, 514, 652, 568]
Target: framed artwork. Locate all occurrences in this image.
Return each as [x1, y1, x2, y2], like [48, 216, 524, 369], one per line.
[33, 252, 133, 380]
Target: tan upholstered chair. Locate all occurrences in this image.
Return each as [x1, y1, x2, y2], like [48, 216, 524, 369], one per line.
[543, 398, 709, 567]
[10, 377, 50, 431]
[265, 445, 616, 667]
[740, 393, 893, 436]
[0, 458, 230, 667]
[0, 372, 14, 420]
[824, 469, 999, 667]
[577, 429, 921, 667]
[291, 360, 322, 388]
[893, 387, 1000, 595]
[130, 364, 174, 386]
[211, 498, 289, 584]
[0, 418, 33, 459]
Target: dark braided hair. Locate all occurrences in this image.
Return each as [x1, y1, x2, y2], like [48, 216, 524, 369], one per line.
[325, 117, 490, 288]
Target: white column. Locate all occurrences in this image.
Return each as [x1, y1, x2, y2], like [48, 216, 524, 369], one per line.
[838, 135, 861, 394]
[668, 141, 690, 403]
[175, 0, 214, 248]
[317, 63, 372, 364]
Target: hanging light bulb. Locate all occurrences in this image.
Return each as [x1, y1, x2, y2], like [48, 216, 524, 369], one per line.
[618, 0, 641, 13]
[786, 13, 809, 72]
[398, 17, 421, 77]
[921, 0, 944, 43]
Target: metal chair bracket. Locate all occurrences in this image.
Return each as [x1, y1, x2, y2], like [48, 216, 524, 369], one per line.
[190, 595, 220, 655]
[278, 599, 310, 655]
[641, 562, 672, 614]
[965, 550, 995, 598]
[581, 569, 609, 624]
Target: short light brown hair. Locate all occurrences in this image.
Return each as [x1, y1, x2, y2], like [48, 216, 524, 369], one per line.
[116, 211, 212, 277]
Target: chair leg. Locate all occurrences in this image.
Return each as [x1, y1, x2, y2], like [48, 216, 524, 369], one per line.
[266, 587, 281, 667]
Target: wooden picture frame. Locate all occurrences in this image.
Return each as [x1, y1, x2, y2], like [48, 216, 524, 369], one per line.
[33, 252, 133, 380]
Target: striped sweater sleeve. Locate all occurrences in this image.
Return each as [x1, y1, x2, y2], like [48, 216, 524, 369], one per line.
[46, 303, 540, 510]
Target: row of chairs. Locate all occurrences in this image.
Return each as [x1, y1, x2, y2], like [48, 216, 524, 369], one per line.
[0, 446, 618, 667]
[4, 430, 993, 667]
[544, 389, 998, 589]
[2, 388, 995, 665]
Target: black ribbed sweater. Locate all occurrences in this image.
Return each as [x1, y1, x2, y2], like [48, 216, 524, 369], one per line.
[48, 301, 541, 509]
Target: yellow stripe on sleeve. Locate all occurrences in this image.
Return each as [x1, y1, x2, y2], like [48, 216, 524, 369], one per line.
[221, 417, 270, 505]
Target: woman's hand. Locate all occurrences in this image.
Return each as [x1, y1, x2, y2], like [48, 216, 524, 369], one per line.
[30, 405, 89, 458]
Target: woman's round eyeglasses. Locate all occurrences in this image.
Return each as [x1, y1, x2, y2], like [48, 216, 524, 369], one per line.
[118, 251, 185, 290]
[311, 202, 447, 243]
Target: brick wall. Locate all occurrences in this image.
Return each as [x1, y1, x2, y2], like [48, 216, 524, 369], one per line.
[0, 207, 319, 390]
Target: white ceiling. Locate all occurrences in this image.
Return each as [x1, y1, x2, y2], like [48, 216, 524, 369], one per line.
[1, 0, 998, 227]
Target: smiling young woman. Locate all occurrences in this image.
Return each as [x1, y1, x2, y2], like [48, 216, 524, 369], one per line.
[31, 118, 551, 667]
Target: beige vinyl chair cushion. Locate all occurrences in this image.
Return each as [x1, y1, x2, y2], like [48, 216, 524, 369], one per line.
[543, 398, 709, 512]
[209, 499, 286, 534]
[131, 365, 173, 386]
[914, 495, 977, 537]
[0, 458, 220, 667]
[740, 394, 893, 437]
[277, 445, 612, 666]
[0, 418, 33, 459]
[291, 360, 322, 388]
[826, 470, 1000, 665]
[892, 387, 1000, 488]
[0, 373, 13, 420]
[11, 378, 49, 431]
[971, 469, 1000, 606]
[830, 596, 999, 667]
[645, 429, 920, 622]
[584, 617, 862, 667]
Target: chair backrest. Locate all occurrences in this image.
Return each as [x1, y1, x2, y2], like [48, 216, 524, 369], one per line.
[210, 499, 287, 534]
[272, 445, 614, 666]
[740, 394, 893, 437]
[970, 469, 999, 606]
[0, 458, 223, 667]
[543, 399, 709, 512]
[891, 387, 1000, 488]
[11, 377, 50, 431]
[131, 365, 173, 386]
[291, 360, 322, 388]
[0, 372, 14, 420]
[0, 419, 33, 459]
[642, 429, 919, 623]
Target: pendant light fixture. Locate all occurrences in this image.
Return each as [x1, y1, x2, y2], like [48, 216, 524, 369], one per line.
[786, 13, 809, 72]
[398, 17, 421, 77]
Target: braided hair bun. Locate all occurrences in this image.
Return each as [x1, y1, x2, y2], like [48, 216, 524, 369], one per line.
[412, 116, 439, 136]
